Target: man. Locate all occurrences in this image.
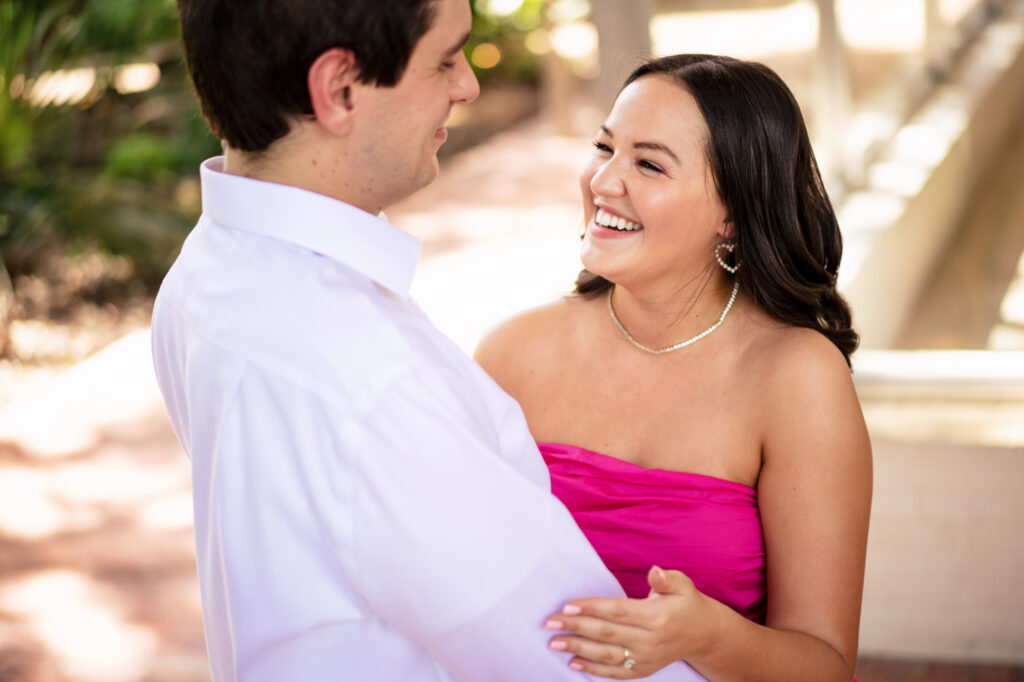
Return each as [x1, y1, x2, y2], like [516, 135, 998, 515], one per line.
[153, 0, 705, 679]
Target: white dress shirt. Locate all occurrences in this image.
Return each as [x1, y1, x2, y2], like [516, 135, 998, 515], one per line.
[151, 157, 706, 681]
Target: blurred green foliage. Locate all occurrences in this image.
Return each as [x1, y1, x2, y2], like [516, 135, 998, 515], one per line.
[467, 0, 546, 84]
[104, 134, 180, 181]
[0, 0, 220, 301]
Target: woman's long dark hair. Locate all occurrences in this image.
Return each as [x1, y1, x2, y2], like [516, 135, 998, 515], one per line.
[575, 54, 859, 366]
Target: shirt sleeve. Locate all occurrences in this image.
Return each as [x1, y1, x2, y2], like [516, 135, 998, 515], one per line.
[350, 365, 706, 681]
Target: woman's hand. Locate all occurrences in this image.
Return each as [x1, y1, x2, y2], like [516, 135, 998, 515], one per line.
[545, 566, 720, 679]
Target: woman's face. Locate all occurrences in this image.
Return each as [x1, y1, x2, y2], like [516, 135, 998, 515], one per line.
[579, 75, 729, 293]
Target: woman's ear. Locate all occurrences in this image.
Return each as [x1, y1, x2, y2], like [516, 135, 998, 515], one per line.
[308, 47, 360, 135]
[718, 220, 736, 240]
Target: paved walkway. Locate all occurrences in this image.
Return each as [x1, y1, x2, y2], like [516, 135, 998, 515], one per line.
[0, 329, 202, 681]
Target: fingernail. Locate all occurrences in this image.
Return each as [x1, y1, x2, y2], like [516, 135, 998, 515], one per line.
[549, 639, 567, 651]
[570, 661, 584, 670]
[653, 566, 665, 579]
[562, 604, 582, 615]
[545, 619, 564, 630]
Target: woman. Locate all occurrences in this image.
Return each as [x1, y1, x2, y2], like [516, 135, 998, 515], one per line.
[475, 54, 872, 680]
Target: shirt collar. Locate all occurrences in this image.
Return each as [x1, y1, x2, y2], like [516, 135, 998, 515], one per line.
[199, 156, 421, 299]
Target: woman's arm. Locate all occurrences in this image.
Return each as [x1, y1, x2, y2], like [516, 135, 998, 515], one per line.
[547, 332, 872, 681]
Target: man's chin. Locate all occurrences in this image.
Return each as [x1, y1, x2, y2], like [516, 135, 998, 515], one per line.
[392, 160, 440, 207]
[417, 161, 440, 193]
[421, 153, 441, 183]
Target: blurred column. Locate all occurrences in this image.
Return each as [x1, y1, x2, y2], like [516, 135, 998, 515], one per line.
[815, 0, 854, 189]
[925, 0, 952, 77]
[589, 0, 654, 111]
[543, 40, 575, 135]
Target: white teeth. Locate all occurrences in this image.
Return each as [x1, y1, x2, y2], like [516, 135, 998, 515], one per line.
[595, 207, 641, 231]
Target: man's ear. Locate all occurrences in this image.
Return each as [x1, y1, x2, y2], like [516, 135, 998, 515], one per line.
[308, 47, 360, 135]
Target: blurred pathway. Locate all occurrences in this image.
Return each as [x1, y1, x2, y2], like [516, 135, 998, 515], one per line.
[395, 118, 592, 351]
[0, 331, 204, 681]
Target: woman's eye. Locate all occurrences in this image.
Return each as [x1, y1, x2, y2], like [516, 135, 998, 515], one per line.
[638, 160, 664, 174]
[593, 141, 612, 153]
[440, 59, 456, 70]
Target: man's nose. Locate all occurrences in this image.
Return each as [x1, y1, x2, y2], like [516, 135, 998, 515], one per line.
[453, 53, 480, 104]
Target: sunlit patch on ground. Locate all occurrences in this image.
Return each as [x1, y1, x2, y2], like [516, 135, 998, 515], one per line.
[0, 332, 207, 681]
[1, 570, 157, 681]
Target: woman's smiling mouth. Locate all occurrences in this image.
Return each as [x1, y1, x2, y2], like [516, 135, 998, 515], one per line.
[594, 207, 643, 232]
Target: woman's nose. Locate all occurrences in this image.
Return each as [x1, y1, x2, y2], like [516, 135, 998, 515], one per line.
[589, 158, 625, 197]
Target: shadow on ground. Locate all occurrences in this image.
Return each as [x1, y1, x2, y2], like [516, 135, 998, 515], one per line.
[0, 332, 207, 682]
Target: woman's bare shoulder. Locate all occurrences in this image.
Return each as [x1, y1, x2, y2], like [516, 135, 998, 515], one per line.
[474, 296, 588, 383]
[746, 322, 866, 458]
[740, 318, 852, 393]
[773, 326, 851, 388]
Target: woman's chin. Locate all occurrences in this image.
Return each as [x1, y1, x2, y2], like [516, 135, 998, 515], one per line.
[579, 248, 622, 284]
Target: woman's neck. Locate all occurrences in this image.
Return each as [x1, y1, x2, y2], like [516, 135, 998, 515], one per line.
[608, 271, 738, 350]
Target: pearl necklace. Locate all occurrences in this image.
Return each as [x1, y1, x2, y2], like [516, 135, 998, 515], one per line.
[606, 280, 740, 355]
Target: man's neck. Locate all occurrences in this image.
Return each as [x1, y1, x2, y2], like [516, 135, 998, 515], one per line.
[222, 131, 383, 215]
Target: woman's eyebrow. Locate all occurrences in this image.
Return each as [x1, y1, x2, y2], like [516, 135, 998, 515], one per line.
[634, 141, 679, 163]
[599, 125, 680, 164]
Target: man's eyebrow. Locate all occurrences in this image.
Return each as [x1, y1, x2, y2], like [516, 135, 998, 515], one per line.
[599, 125, 680, 164]
[444, 30, 472, 57]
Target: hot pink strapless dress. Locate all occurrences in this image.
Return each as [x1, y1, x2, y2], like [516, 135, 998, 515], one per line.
[540, 442, 767, 623]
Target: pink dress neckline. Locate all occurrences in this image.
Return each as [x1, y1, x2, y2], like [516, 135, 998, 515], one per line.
[538, 441, 756, 493]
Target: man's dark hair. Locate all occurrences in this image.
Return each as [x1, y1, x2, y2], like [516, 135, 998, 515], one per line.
[575, 54, 859, 366]
[177, 0, 439, 151]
